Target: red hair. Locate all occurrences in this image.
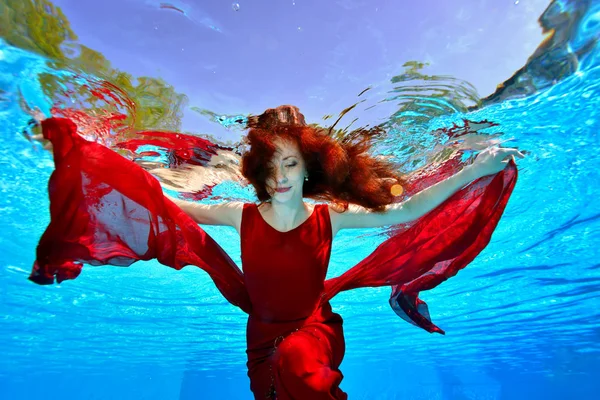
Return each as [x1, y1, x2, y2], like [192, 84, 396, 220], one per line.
[241, 106, 406, 212]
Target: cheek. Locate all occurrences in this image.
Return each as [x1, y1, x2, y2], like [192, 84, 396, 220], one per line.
[289, 167, 304, 181]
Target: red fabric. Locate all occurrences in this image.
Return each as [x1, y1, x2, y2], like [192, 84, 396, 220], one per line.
[30, 118, 251, 313]
[115, 130, 227, 200]
[242, 203, 346, 399]
[30, 118, 518, 398]
[116, 130, 223, 168]
[322, 161, 516, 334]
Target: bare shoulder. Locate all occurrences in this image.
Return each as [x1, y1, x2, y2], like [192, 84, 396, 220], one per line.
[173, 198, 245, 231]
[217, 201, 245, 232]
[200, 201, 245, 234]
[327, 203, 362, 237]
[327, 203, 364, 218]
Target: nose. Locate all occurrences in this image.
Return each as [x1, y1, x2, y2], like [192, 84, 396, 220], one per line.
[275, 167, 287, 184]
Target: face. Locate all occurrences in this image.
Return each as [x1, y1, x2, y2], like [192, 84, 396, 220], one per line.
[265, 139, 308, 203]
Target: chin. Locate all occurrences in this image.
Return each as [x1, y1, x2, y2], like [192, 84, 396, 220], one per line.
[271, 189, 296, 202]
[272, 193, 292, 203]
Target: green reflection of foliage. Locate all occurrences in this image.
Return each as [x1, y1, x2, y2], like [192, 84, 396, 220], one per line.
[0, 0, 75, 60]
[0, 0, 186, 131]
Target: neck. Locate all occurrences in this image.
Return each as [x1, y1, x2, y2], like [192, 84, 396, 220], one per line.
[269, 195, 306, 224]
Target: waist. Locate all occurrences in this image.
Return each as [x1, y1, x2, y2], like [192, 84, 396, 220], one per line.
[246, 302, 341, 351]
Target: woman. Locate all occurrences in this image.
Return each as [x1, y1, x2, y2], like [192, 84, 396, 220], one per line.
[28, 105, 523, 399]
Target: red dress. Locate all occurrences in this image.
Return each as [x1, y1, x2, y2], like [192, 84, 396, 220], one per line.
[29, 118, 518, 399]
[242, 203, 346, 399]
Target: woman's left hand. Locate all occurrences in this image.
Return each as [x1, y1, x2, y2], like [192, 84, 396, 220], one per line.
[19, 95, 52, 150]
[471, 146, 526, 178]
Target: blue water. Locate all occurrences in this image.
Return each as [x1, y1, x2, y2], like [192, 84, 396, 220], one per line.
[2, 2, 600, 400]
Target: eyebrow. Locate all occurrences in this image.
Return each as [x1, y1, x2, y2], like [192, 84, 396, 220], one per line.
[282, 156, 298, 161]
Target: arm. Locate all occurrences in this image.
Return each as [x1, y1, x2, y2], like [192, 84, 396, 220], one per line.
[165, 195, 244, 231]
[330, 145, 525, 234]
[330, 165, 479, 233]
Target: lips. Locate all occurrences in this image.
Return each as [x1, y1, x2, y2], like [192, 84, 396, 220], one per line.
[276, 187, 291, 193]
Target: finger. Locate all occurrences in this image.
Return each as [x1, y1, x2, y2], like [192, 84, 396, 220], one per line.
[499, 154, 512, 164]
[510, 149, 525, 159]
[502, 148, 525, 158]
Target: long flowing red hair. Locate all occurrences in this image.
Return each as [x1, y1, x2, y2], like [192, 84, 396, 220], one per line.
[241, 106, 406, 212]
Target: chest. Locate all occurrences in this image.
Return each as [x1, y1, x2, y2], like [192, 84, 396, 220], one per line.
[240, 208, 332, 279]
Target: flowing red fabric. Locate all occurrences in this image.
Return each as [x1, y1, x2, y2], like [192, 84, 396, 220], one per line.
[30, 117, 517, 334]
[30, 118, 251, 313]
